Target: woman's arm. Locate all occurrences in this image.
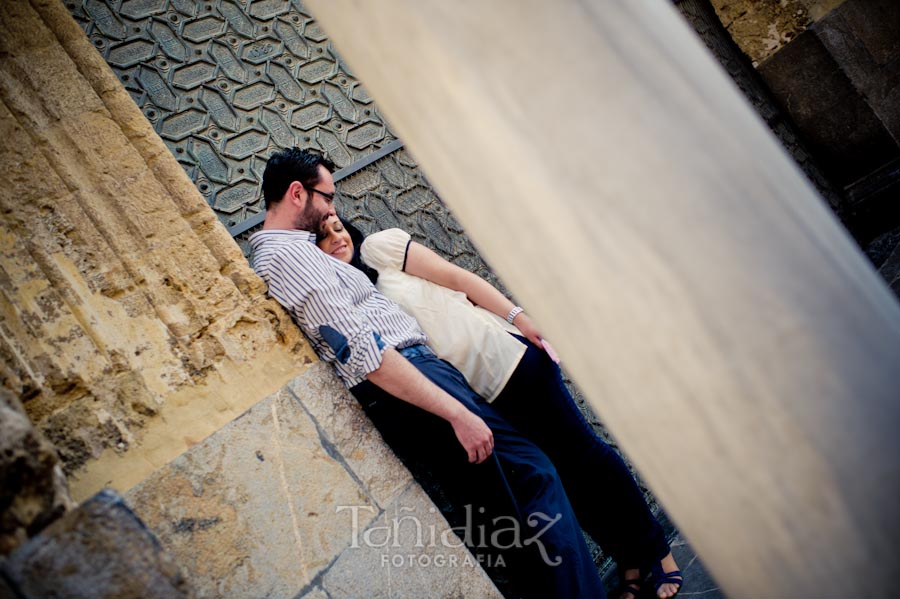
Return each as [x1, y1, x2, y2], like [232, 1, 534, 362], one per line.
[404, 241, 545, 347]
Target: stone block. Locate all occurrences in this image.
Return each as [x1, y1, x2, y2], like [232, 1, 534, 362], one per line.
[322, 482, 502, 599]
[125, 387, 378, 599]
[0, 387, 72, 555]
[830, 0, 900, 66]
[815, 0, 900, 145]
[0, 489, 192, 599]
[758, 29, 900, 185]
[0, 0, 53, 54]
[287, 362, 413, 508]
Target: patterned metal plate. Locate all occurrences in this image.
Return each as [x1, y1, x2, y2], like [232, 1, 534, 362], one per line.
[68, 0, 400, 230]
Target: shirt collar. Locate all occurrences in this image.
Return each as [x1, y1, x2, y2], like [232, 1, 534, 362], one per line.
[248, 228, 317, 248]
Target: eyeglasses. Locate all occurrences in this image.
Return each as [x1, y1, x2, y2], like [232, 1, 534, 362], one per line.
[307, 187, 336, 202]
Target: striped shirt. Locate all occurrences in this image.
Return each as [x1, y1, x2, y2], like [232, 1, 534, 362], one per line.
[249, 229, 427, 387]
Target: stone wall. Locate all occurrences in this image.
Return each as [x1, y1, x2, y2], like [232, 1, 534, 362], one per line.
[0, 0, 315, 500]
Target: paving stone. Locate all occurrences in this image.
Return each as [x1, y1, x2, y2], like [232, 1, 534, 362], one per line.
[875, 228, 900, 295]
[125, 388, 377, 599]
[829, 0, 900, 66]
[287, 361, 413, 509]
[322, 482, 502, 599]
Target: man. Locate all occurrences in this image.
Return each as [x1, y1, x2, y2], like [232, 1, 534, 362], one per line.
[249, 147, 605, 598]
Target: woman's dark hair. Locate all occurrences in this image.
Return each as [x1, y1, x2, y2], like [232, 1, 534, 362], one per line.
[333, 217, 379, 284]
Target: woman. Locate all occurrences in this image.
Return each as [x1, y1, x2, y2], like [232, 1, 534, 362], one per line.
[318, 215, 683, 599]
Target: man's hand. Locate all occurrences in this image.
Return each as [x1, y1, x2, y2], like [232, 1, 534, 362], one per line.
[367, 348, 495, 462]
[449, 409, 494, 463]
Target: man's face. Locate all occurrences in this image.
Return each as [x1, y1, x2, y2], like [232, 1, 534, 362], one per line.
[295, 165, 336, 231]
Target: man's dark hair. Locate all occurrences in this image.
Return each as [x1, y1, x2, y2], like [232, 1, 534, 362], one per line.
[262, 147, 335, 209]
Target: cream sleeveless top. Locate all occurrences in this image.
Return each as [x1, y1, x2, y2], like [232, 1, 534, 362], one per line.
[360, 228, 525, 401]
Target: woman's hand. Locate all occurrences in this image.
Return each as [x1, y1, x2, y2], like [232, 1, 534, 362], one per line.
[513, 312, 560, 364]
[512, 312, 543, 347]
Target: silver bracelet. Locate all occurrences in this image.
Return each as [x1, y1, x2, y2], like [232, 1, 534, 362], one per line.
[506, 306, 524, 324]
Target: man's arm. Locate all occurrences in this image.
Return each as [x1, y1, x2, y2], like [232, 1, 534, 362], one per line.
[268, 242, 494, 463]
[366, 348, 494, 464]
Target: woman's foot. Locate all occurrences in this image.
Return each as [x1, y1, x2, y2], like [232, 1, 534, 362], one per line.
[651, 552, 682, 599]
[619, 552, 682, 599]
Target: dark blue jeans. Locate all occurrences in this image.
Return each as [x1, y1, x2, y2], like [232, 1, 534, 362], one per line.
[492, 336, 670, 571]
[351, 346, 606, 599]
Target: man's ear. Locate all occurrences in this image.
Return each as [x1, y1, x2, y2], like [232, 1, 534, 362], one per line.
[286, 181, 307, 207]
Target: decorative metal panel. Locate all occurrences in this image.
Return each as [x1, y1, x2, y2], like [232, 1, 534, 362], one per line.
[67, 0, 399, 230]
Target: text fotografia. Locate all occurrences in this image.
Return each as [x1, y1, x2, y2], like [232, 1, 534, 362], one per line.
[336, 504, 563, 567]
[382, 552, 504, 569]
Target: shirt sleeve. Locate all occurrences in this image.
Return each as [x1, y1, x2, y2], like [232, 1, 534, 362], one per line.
[267, 241, 386, 380]
[360, 228, 411, 273]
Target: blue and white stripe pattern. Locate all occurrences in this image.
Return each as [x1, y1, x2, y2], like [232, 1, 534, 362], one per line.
[249, 229, 427, 387]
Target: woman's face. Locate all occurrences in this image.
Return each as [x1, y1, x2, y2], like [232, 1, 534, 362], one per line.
[317, 215, 354, 263]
